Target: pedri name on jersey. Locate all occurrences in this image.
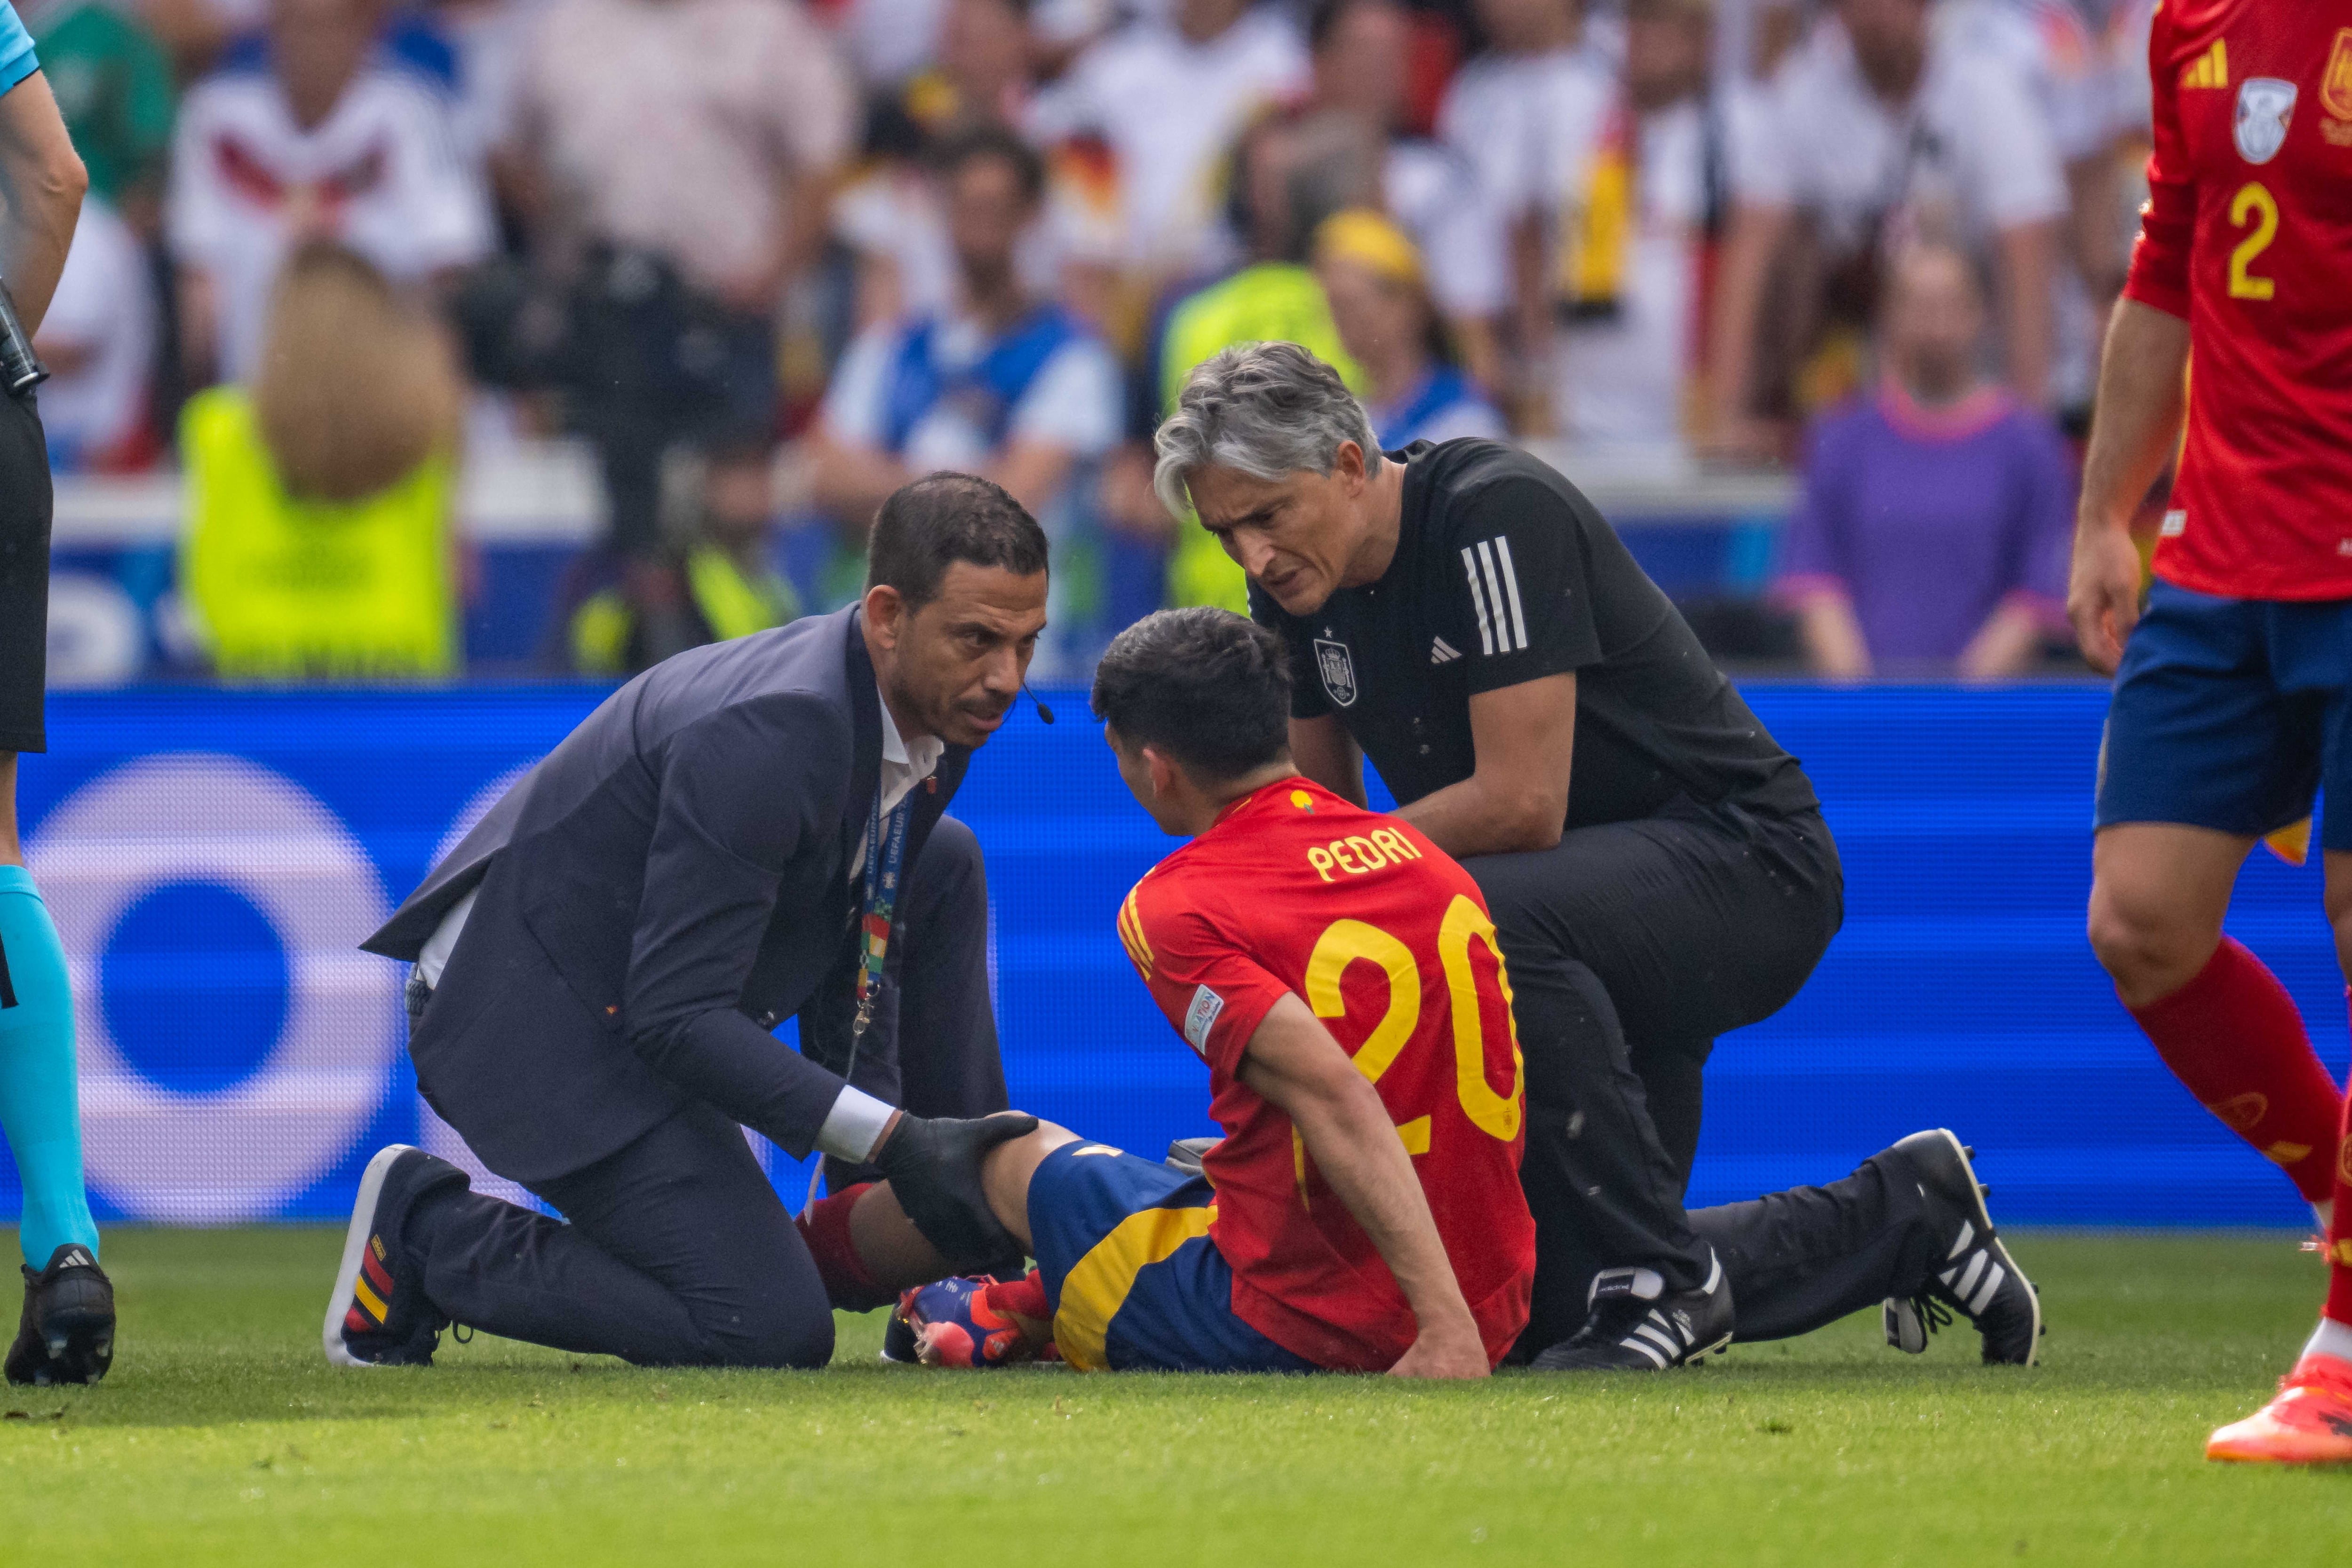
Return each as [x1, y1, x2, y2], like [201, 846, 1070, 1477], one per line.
[1305, 826, 1426, 883]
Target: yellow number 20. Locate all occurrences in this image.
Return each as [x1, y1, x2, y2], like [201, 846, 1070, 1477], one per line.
[1303, 898, 1526, 1152]
[2229, 182, 2279, 301]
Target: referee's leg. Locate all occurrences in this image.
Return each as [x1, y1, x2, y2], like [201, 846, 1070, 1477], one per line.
[0, 386, 111, 1385]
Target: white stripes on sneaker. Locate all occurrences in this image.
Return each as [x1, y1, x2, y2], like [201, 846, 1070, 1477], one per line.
[1461, 538, 1528, 656]
[1612, 1252, 1724, 1368]
[1620, 1309, 1684, 1368]
[1938, 1219, 2009, 1316]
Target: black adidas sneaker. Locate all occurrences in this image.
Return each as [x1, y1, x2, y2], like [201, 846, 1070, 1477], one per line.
[323, 1144, 469, 1368]
[6, 1243, 115, 1386]
[1532, 1250, 1734, 1371]
[1880, 1129, 2042, 1366]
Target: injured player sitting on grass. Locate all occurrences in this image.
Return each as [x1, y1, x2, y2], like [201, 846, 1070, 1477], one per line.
[791, 607, 1537, 1375]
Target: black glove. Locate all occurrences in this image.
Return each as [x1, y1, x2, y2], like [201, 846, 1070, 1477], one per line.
[874, 1111, 1038, 1275]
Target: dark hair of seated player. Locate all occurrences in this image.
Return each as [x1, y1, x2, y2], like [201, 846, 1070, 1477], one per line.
[1090, 608, 1294, 781]
[866, 472, 1050, 609]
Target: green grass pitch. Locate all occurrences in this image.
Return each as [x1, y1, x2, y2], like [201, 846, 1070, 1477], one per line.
[2, 1226, 2349, 1564]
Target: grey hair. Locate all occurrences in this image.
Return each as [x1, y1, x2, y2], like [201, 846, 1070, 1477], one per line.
[1152, 341, 1379, 517]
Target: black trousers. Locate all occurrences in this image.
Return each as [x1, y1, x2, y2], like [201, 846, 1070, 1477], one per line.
[1467, 799, 1923, 1354]
[404, 817, 1005, 1367]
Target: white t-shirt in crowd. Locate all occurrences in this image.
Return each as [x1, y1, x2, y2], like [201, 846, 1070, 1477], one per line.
[2105, 0, 2156, 140]
[1710, 0, 1795, 89]
[841, 0, 946, 86]
[1436, 44, 1614, 229]
[1734, 20, 2067, 253]
[821, 311, 1122, 477]
[1555, 100, 1717, 450]
[1939, 0, 2114, 164]
[35, 195, 153, 463]
[1385, 137, 1508, 321]
[440, 0, 550, 161]
[1441, 47, 1746, 446]
[1029, 8, 1308, 272]
[518, 0, 855, 296]
[169, 55, 495, 380]
[1941, 0, 2118, 409]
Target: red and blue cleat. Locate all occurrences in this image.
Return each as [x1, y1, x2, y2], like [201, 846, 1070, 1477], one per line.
[893, 1273, 1054, 1369]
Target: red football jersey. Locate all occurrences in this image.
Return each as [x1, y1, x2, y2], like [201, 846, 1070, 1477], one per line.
[2122, 0, 2352, 600]
[1115, 776, 1534, 1371]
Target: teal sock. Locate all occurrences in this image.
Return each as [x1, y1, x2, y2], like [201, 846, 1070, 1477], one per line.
[0, 865, 99, 1268]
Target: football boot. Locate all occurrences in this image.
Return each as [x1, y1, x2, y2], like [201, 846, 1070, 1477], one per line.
[1879, 1129, 2042, 1366]
[896, 1274, 1052, 1368]
[323, 1144, 468, 1367]
[2207, 1357, 2352, 1465]
[1532, 1248, 1733, 1370]
[5, 1243, 115, 1386]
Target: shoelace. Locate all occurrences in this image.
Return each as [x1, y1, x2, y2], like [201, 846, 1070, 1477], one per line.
[1904, 1292, 1955, 1339]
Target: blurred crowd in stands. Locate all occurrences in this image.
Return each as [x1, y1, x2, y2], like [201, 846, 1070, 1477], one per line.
[29, 0, 2154, 681]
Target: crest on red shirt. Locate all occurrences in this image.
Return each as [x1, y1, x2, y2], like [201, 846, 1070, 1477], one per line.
[2234, 78, 2298, 164]
[2323, 28, 2352, 120]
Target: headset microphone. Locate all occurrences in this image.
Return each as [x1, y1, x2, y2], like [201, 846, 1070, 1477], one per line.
[1024, 683, 1057, 725]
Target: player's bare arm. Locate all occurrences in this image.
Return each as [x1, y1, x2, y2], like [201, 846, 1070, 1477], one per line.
[1387, 673, 1575, 858]
[2069, 300, 2190, 673]
[1287, 714, 1366, 807]
[0, 69, 85, 332]
[1234, 994, 1489, 1380]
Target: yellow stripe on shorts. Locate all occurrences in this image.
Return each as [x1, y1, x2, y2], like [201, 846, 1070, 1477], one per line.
[1052, 1203, 1217, 1372]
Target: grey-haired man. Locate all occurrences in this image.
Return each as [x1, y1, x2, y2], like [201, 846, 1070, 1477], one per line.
[1153, 341, 2042, 1370]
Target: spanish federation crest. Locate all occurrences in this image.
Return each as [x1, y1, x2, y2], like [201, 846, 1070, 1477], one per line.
[2325, 27, 2352, 120]
[1313, 638, 1358, 707]
[2235, 77, 2298, 164]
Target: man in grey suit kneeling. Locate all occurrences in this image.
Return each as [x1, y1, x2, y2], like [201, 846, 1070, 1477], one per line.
[325, 473, 1047, 1370]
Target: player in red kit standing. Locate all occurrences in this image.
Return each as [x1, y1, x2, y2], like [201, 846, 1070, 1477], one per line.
[2069, 0, 2352, 1464]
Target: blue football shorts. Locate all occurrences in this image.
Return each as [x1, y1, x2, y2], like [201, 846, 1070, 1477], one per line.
[1026, 1141, 1318, 1374]
[2097, 581, 2352, 851]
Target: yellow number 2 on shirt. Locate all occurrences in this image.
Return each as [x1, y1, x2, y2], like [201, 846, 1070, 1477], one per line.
[2229, 182, 2279, 301]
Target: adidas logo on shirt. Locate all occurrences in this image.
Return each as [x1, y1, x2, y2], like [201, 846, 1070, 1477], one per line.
[1430, 636, 1461, 665]
[2179, 38, 2226, 89]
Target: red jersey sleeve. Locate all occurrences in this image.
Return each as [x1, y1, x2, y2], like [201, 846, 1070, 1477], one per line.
[2122, 1, 2193, 319]
[1118, 874, 1290, 1079]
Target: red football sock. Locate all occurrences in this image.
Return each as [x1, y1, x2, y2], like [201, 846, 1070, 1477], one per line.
[794, 1182, 898, 1312]
[985, 1268, 1050, 1326]
[2125, 937, 2344, 1203]
[2327, 1080, 2352, 1328]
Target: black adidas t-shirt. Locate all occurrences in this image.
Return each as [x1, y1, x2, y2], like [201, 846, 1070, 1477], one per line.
[1250, 440, 1818, 830]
